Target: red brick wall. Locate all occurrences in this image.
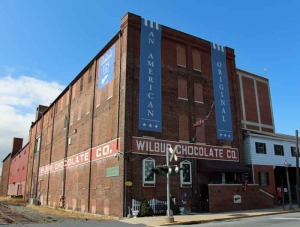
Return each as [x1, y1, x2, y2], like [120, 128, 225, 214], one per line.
[253, 165, 276, 196]
[0, 154, 11, 196]
[123, 13, 244, 210]
[238, 69, 274, 133]
[209, 184, 275, 213]
[8, 144, 29, 196]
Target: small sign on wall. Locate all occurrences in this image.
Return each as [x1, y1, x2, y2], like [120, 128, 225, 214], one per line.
[106, 166, 120, 177]
[233, 195, 241, 203]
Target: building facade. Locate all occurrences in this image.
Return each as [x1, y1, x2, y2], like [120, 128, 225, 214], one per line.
[7, 143, 29, 196]
[244, 129, 298, 202]
[22, 13, 282, 216]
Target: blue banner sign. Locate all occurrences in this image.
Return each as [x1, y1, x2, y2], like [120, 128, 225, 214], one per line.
[211, 43, 233, 141]
[98, 45, 115, 90]
[139, 18, 162, 132]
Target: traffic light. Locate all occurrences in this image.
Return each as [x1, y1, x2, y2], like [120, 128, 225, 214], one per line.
[151, 165, 181, 176]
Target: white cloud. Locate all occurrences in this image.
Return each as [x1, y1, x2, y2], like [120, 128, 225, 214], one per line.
[0, 75, 64, 171]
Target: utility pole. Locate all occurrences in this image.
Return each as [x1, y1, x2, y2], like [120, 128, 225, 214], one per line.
[284, 161, 294, 210]
[296, 130, 299, 208]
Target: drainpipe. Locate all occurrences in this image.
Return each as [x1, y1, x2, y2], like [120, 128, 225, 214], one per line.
[87, 59, 98, 213]
[29, 123, 38, 198]
[34, 115, 44, 198]
[116, 31, 126, 217]
[61, 85, 72, 208]
[46, 105, 56, 205]
[24, 127, 33, 201]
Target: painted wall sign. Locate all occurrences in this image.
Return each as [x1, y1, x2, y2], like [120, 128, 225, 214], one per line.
[211, 43, 233, 141]
[138, 18, 162, 132]
[132, 137, 239, 162]
[98, 45, 115, 90]
[39, 138, 120, 176]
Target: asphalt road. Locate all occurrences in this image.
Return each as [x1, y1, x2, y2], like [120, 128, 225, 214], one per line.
[166, 212, 300, 227]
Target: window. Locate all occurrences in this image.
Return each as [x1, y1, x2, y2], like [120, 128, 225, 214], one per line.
[80, 77, 83, 93]
[179, 115, 189, 141]
[176, 45, 186, 67]
[178, 79, 188, 100]
[255, 142, 266, 154]
[194, 83, 203, 103]
[77, 104, 81, 121]
[143, 158, 155, 186]
[88, 67, 93, 84]
[274, 145, 284, 156]
[291, 147, 298, 157]
[35, 136, 41, 153]
[258, 171, 269, 186]
[180, 160, 192, 187]
[192, 49, 202, 72]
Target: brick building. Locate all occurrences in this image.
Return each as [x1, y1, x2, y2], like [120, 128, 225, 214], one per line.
[7, 142, 29, 196]
[23, 13, 281, 216]
[0, 138, 24, 196]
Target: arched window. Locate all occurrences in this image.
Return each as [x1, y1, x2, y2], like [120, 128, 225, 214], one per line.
[180, 160, 192, 187]
[143, 157, 155, 187]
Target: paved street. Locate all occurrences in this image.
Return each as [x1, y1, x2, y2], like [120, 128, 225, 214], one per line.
[165, 212, 300, 227]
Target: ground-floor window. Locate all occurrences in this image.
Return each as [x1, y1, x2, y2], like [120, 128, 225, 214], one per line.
[143, 157, 155, 187]
[180, 160, 192, 187]
[258, 171, 269, 186]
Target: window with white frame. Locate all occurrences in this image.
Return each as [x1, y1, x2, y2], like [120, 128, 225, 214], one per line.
[143, 158, 155, 187]
[180, 160, 192, 187]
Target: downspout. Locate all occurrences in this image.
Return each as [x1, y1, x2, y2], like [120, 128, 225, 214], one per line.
[29, 123, 38, 198]
[116, 31, 126, 217]
[61, 85, 72, 208]
[87, 59, 98, 213]
[46, 106, 56, 205]
[24, 127, 33, 201]
[34, 115, 44, 198]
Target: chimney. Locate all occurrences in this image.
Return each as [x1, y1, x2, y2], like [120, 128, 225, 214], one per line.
[11, 137, 23, 157]
[35, 105, 48, 120]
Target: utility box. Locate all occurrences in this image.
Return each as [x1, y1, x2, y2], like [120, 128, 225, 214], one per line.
[29, 198, 39, 205]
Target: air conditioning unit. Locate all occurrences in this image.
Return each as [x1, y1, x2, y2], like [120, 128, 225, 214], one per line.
[29, 198, 39, 205]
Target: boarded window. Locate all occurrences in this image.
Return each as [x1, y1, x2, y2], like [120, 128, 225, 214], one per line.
[194, 83, 203, 103]
[178, 79, 188, 100]
[192, 49, 202, 71]
[72, 83, 77, 100]
[77, 104, 81, 120]
[177, 45, 186, 67]
[88, 67, 93, 84]
[80, 77, 83, 93]
[258, 172, 269, 186]
[108, 81, 113, 99]
[179, 115, 189, 141]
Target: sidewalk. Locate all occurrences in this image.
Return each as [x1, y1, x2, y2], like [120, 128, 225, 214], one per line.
[120, 207, 300, 226]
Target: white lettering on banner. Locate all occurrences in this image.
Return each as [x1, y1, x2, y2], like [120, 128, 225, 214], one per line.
[216, 61, 227, 123]
[133, 137, 238, 161]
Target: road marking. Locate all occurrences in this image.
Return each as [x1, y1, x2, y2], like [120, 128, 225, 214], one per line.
[271, 217, 300, 220]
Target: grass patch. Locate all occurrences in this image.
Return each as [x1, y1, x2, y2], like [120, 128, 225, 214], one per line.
[0, 196, 117, 221]
[0, 196, 27, 205]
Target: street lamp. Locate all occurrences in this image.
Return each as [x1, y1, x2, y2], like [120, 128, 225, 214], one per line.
[284, 161, 294, 210]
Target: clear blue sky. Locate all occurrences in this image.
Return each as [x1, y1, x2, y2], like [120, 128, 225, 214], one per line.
[0, 0, 300, 160]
